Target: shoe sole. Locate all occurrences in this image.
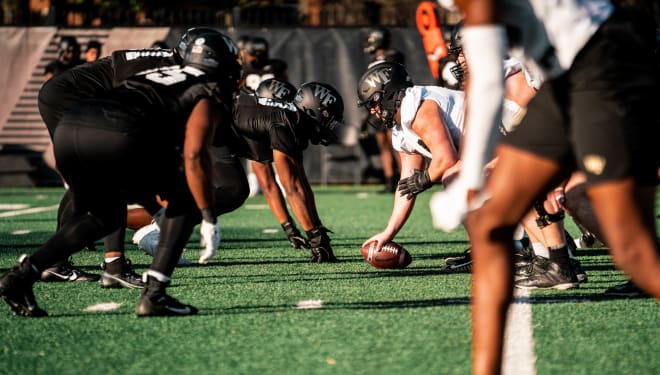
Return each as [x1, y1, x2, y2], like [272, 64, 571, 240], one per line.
[441, 262, 472, 273]
[135, 304, 198, 317]
[41, 270, 100, 282]
[100, 274, 144, 289]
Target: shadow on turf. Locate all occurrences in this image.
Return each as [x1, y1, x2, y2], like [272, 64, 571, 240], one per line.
[198, 293, 652, 316]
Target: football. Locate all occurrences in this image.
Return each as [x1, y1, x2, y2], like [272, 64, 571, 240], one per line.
[361, 241, 412, 269]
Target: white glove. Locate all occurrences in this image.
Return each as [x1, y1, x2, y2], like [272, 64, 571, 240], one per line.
[198, 219, 220, 264]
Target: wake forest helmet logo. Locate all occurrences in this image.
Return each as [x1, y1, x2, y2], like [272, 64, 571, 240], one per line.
[313, 84, 338, 107]
[363, 65, 392, 89]
[268, 80, 293, 101]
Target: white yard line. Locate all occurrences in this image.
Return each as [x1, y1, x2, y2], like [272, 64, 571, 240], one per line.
[502, 288, 536, 375]
[0, 204, 59, 218]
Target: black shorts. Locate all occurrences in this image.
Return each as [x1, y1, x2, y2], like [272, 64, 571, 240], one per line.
[503, 7, 659, 185]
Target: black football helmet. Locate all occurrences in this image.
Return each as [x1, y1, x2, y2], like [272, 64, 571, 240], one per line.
[357, 61, 413, 129]
[182, 32, 242, 92]
[58, 36, 80, 62]
[256, 78, 297, 102]
[448, 21, 466, 84]
[293, 82, 344, 145]
[364, 27, 391, 54]
[243, 37, 269, 67]
[175, 27, 220, 60]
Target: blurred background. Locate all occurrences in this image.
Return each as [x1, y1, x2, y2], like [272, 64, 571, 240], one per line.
[0, 0, 657, 188]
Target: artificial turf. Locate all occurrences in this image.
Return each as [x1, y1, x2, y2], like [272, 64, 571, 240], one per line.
[0, 186, 657, 374]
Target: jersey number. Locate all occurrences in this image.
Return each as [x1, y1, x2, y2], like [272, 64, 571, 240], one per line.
[145, 66, 187, 86]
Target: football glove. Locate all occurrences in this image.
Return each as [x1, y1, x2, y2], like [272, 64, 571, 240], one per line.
[282, 221, 309, 249]
[306, 226, 337, 263]
[198, 219, 220, 264]
[398, 169, 433, 200]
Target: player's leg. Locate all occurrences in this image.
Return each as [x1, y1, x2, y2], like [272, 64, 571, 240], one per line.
[136, 184, 200, 317]
[466, 144, 562, 375]
[587, 181, 660, 297]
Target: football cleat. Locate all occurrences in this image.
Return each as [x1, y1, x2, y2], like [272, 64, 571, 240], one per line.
[570, 258, 588, 283]
[515, 257, 578, 290]
[0, 255, 47, 317]
[136, 276, 198, 317]
[40, 258, 100, 282]
[100, 258, 144, 289]
[441, 248, 472, 273]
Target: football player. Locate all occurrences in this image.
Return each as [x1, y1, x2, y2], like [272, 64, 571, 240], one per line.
[0, 31, 242, 317]
[39, 27, 249, 281]
[438, 0, 660, 373]
[357, 62, 463, 251]
[224, 81, 345, 263]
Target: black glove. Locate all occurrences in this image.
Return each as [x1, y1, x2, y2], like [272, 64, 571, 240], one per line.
[306, 226, 338, 263]
[398, 169, 433, 200]
[282, 221, 309, 249]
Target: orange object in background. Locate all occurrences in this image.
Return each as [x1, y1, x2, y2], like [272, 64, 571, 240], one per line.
[416, 1, 448, 80]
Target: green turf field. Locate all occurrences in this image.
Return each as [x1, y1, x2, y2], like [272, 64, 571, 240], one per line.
[0, 186, 658, 375]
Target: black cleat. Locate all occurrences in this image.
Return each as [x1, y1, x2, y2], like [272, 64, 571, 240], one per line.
[136, 276, 197, 317]
[515, 257, 578, 290]
[570, 258, 588, 283]
[41, 259, 100, 282]
[442, 249, 472, 273]
[0, 255, 48, 317]
[136, 294, 198, 317]
[604, 281, 649, 298]
[100, 258, 144, 289]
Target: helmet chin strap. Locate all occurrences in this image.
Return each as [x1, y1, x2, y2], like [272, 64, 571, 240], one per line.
[381, 90, 405, 129]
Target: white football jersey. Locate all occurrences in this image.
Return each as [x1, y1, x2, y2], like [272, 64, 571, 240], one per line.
[393, 86, 465, 159]
[502, 0, 613, 80]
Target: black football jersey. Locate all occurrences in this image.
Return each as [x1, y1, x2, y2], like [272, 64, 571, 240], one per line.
[39, 48, 179, 134]
[224, 94, 304, 162]
[92, 64, 232, 145]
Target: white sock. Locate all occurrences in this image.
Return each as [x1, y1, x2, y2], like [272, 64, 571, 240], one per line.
[144, 269, 170, 283]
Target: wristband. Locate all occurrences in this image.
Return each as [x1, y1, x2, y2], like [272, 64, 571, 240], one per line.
[201, 208, 216, 224]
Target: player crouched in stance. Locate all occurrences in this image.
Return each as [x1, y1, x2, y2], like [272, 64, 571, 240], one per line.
[358, 62, 463, 251]
[226, 81, 345, 263]
[0, 31, 242, 317]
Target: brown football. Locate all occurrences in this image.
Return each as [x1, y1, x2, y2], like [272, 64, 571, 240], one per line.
[361, 241, 412, 269]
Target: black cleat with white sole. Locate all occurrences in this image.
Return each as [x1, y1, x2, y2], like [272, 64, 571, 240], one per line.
[136, 276, 197, 317]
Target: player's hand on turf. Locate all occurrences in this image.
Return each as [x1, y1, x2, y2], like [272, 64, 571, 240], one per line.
[398, 169, 433, 200]
[306, 226, 337, 263]
[282, 221, 309, 249]
[198, 219, 220, 264]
